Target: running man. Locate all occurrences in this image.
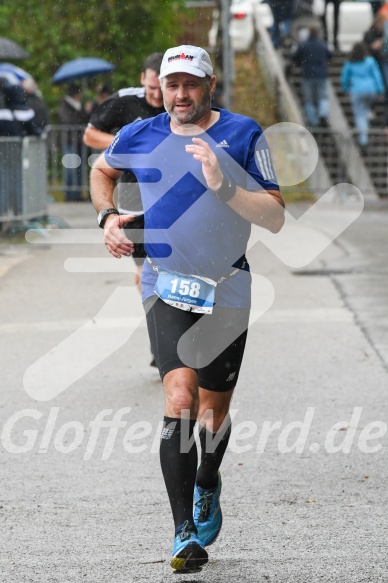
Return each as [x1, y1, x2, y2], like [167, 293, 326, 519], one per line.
[90, 45, 285, 573]
[84, 52, 164, 366]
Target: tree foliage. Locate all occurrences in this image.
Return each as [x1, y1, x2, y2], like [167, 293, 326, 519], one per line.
[0, 0, 185, 117]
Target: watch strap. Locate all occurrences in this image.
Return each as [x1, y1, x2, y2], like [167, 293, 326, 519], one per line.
[215, 174, 237, 202]
[98, 208, 119, 228]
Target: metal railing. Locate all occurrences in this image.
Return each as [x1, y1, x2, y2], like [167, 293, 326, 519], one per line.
[348, 128, 388, 199]
[269, 127, 388, 199]
[0, 135, 48, 223]
[45, 124, 92, 202]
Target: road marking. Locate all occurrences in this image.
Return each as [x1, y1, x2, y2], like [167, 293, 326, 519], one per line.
[0, 308, 353, 335]
[0, 316, 148, 334]
[0, 255, 29, 278]
[251, 308, 354, 323]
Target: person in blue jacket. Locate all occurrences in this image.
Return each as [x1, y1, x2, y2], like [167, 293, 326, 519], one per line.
[341, 41, 384, 146]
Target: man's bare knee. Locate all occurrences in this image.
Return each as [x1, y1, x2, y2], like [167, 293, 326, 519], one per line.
[164, 368, 199, 418]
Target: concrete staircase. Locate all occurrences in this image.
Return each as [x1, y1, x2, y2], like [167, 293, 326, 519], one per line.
[331, 51, 388, 198]
[284, 47, 388, 198]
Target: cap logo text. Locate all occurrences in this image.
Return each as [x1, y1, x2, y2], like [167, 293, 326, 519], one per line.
[167, 53, 195, 63]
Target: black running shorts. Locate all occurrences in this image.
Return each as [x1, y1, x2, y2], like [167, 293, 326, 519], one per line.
[144, 296, 250, 392]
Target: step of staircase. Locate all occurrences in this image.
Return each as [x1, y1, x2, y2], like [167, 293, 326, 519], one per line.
[284, 48, 387, 197]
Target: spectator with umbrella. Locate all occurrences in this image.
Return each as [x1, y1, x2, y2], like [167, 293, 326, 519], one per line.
[57, 82, 90, 126]
[57, 83, 90, 201]
[51, 57, 115, 85]
[0, 77, 38, 137]
[89, 82, 113, 116]
[22, 78, 49, 131]
[52, 57, 115, 202]
[0, 37, 40, 138]
[0, 62, 32, 85]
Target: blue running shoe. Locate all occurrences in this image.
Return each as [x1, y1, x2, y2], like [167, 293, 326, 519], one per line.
[171, 520, 208, 572]
[194, 472, 223, 546]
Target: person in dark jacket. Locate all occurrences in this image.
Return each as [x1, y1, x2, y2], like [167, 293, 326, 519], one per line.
[57, 83, 90, 126]
[88, 82, 113, 116]
[292, 24, 332, 127]
[0, 77, 41, 137]
[267, 0, 296, 48]
[57, 83, 90, 201]
[21, 78, 49, 131]
[321, 0, 342, 50]
[369, 0, 382, 16]
[363, 12, 388, 101]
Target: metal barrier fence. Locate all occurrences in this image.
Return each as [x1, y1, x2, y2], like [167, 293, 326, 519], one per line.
[45, 124, 388, 199]
[45, 124, 93, 202]
[0, 135, 48, 223]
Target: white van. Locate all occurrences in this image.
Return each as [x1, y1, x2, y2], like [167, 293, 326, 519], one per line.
[208, 0, 273, 53]
[325, 1, 373, 51]
[208, 0, 374, 53]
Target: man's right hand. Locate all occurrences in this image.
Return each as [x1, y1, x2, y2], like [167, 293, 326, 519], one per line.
[103, 214, 137, 258]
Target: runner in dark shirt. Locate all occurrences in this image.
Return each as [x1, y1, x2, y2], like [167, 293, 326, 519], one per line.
[84, 53, 164, 367]
[84, 53, 164, 231]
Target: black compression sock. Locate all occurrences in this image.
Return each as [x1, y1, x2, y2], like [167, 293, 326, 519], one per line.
[195, 420, 231, 490]
[159, 416, 198, 532]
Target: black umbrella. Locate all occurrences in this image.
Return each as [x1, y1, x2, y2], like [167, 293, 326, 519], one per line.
[0, 37, 29, 60]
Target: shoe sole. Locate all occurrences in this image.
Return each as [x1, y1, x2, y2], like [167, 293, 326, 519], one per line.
[171, 541, 208, 572]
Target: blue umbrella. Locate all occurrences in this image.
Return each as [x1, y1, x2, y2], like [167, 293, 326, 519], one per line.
[51, 57, 115, 84]
[0, 62, 32, 85]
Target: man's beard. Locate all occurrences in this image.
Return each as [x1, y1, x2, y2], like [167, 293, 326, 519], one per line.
[166, 89, 211, 125]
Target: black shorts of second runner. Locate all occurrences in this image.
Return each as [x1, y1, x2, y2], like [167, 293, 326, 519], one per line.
[124, 214, 146, 266]
[144, 296, 250, 392]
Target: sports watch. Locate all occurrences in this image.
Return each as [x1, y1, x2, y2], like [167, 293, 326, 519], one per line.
[215, 174, 237, 201]
[97, 208, 120, 228]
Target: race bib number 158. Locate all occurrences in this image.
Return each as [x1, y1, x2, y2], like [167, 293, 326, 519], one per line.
[154, 271, 216, 314]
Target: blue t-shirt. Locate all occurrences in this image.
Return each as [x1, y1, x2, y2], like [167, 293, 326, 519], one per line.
[105, 108, 279, 308]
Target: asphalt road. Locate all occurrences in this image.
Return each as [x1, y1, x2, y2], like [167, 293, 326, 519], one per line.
[0, 199, 387, 582]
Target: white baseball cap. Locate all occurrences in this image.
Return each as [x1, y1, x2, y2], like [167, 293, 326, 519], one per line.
[159, 45, 214, 79]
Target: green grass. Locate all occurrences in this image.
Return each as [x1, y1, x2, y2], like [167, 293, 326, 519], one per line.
[232, 52, 315, 203]
[232, 52, 279, 127]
